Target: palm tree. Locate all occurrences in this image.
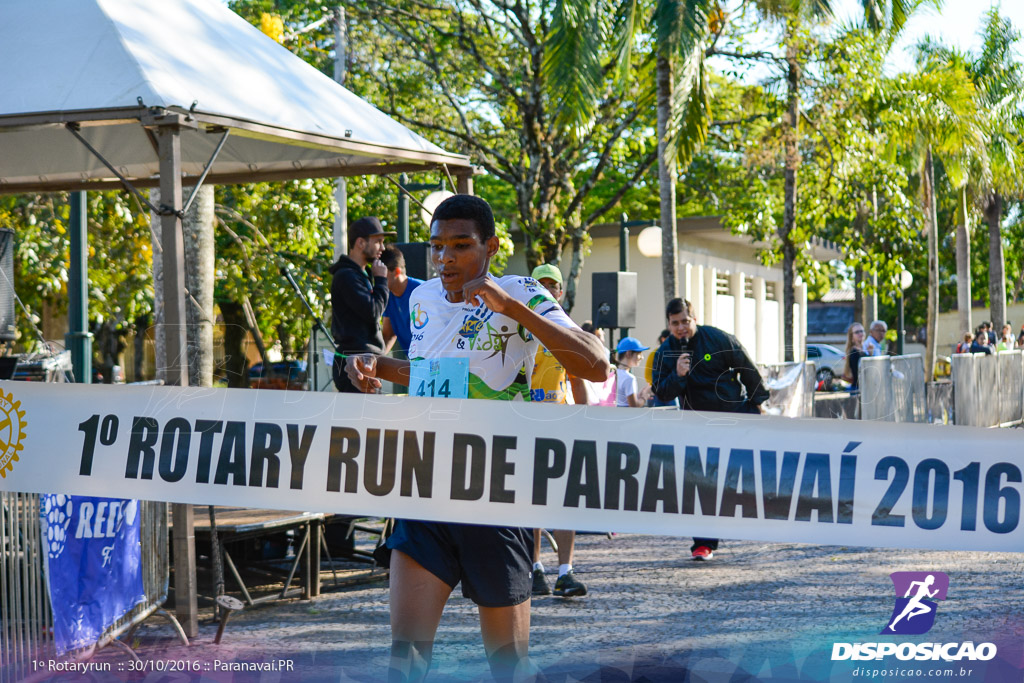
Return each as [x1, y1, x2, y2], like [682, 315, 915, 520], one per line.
[914, 11, 1024, 339]
[546, 0, 713, 306]
[914, 39, 990, 343]
[714, 0, 927, 360]
[971, 10, 1024, 331]
[546, 0, 931, 355]
[885, 59, 982, 380]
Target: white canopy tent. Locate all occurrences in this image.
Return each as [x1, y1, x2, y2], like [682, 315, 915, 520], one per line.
[0, 0, 469, 191]
[0, 0, 471, 639]
[0, 0, 473, 384]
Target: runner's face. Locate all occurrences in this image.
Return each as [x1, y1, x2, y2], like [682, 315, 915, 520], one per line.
[430, 218, 498, 301]
[667, 310, 697, 340]
[538, 277, 563, 302]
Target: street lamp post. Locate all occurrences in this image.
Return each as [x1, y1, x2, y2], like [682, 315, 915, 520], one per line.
[618, 214, 657, 341]
[897, 270, 913, 355]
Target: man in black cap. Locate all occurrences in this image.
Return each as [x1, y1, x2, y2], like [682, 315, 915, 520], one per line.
[329, 216, 395, 392]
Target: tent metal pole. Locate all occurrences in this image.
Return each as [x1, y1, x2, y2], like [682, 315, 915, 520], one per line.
[155, 124, 189, 387]
[332, 5, 348, 260]
[65, 123, 161, 215]
[156, 120, 199, 639]
[179, 129, 229, 217]
[397, 172, 410, 243]
[66, 191, 92, 384]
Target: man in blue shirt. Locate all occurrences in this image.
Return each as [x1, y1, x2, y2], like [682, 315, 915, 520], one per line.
[381, 244, 424, 357]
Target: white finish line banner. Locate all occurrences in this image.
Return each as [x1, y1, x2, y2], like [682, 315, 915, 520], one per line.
[0, 381, 1020, 553]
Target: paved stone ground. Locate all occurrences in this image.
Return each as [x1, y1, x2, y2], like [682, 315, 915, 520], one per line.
[104, 533, 1024, 683]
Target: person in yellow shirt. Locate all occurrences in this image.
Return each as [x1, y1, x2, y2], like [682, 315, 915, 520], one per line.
[528, 264, 587, 598]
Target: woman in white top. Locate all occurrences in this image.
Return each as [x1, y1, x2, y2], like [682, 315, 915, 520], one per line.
[614, 337, 655, 407]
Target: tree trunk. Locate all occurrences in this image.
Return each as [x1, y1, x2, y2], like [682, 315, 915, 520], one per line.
[854, 269, 864, 327]
[985, 192, 1006, 330]
[183, 185, 215, 388]
[864, 187, 879, 325]
[656, 53, 679, 307]
[564, 227, 586, 316]
[220, 301, 250, 388]
[955, 185, 972, 338]
[853, 202, 870, 327]
[860, 270, 878, 326]
[133, 314, 148, 381]
[781, 39, 800, 362]
[923, 149, 939, 382]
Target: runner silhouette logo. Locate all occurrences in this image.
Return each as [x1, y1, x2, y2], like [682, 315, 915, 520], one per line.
[882, 571, 949, 635]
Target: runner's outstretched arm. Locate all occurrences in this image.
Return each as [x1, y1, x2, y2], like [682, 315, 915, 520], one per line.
[462, 277, 610, 381]
[346, 355, 411, 392]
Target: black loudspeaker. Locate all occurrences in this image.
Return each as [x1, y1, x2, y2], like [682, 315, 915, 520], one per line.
[592, 272, 637, 329]
[0, 229, 15, 341]
[395, 242, 435, 281]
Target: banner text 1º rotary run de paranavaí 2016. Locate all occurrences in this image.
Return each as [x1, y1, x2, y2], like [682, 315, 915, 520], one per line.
[0, 381, 1019, 552]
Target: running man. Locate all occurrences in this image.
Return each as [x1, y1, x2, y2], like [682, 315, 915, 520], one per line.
[528, 263, 587, 598]
[346, 195, 610, 682]
[887, 574, 939, 632]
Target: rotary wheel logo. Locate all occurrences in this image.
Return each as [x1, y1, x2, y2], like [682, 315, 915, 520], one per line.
[0, 388, 27, 478]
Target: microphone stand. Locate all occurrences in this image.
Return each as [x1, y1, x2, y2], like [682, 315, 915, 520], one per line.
[279, 265, 339, 354]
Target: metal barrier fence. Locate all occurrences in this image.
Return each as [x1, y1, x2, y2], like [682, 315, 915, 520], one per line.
[858, 354, 926, 423]
[926, 382, 954, 424]
[812, 392, 859, 419]
[1, 498, 176, 681]
[1, 493, 50, 683]
[761, 352, 1017, 428]
[858, 355, 893, 421]
[998, 351, 1023, 426]
[892, 355, 927, 423]
[760, 361, 815, 417]
[952, 351, 1024, 427]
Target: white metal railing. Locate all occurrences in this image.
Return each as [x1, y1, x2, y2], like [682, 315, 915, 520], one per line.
[952, 351, 1024, 428]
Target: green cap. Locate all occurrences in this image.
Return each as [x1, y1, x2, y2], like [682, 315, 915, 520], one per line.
[531, 264, 563, 285]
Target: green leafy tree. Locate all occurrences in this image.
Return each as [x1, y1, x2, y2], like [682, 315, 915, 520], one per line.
[545, 0, 717, 306]
[969, 10, 1023, 330]
[884, 55, 982, 378]
[800, 28, 923, 311]
[339, 0, 661, 312]
[1, 192, 153, 377]
[213, 179, 336, 384]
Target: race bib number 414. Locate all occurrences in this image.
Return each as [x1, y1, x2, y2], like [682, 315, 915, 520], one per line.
[409, 358, 469, 399]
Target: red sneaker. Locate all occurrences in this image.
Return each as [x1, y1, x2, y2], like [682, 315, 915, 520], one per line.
[691, 546, 714, 561]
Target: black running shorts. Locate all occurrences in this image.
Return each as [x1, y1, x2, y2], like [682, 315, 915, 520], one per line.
[386, 520, 533, 607]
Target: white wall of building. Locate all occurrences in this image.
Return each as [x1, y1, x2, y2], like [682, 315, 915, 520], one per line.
[937, 302, 1024, 352]
[504, 225, 809, 364]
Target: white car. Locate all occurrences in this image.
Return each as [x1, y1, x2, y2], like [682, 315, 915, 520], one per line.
[806, 343, 847, 388]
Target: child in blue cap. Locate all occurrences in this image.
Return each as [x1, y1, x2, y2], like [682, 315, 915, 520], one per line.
[614, 336, 654, 407]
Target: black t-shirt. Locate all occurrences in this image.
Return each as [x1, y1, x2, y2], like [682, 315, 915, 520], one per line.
[847, 347, 866, 389]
